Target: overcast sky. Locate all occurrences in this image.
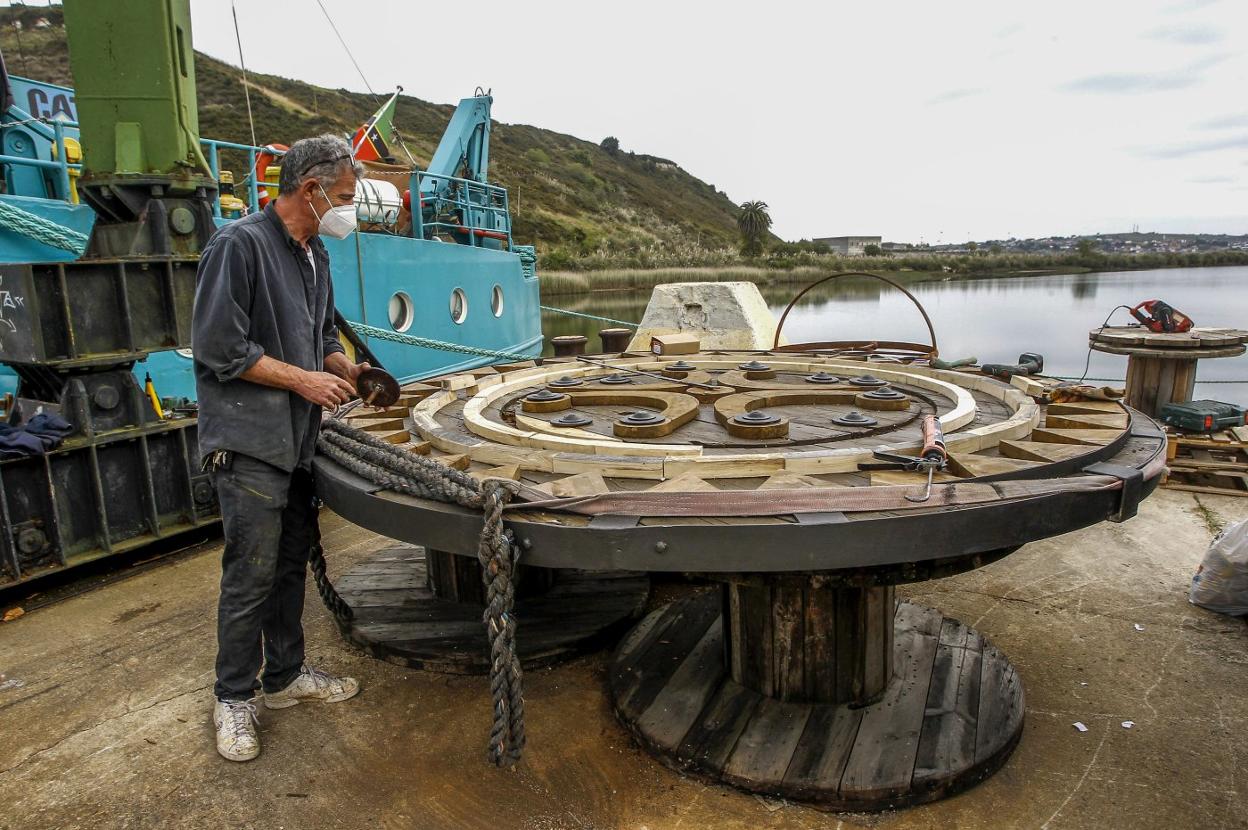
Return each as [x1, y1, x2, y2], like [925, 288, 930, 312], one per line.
[183, 2, 1247, 241]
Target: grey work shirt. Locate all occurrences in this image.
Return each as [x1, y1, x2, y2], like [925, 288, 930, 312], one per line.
[191, 204, 345, 473]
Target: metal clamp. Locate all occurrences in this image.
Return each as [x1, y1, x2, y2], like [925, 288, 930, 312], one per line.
[1084, 462, 1145, 523]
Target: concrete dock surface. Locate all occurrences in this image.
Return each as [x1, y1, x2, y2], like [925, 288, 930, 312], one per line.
[1, 488, 1245, 830]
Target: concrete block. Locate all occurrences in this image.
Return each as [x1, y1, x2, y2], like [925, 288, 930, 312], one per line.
[627, 282, 783, 351]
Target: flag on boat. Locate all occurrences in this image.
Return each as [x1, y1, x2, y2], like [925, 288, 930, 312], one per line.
[351, 88, 401, 162]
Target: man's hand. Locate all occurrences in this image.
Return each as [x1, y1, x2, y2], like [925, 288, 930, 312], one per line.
[239, 355, 358, 408]
[296, 370, 357, 408]
[325, 351, 370, 382]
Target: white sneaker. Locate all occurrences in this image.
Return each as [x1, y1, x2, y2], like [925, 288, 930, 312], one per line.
[213, 698, 260, 762]
[263, 665, 360, 710]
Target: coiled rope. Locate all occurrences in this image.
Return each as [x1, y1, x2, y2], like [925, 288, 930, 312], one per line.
[316, 418, 526, 767]
[0, 200, 90, 254]
[539, 306, 639, 328]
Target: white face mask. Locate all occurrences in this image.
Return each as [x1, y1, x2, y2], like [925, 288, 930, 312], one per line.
[310, 183, 357, 239]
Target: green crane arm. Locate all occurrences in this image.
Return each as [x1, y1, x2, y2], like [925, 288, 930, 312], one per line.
[63, 0, 212, 182]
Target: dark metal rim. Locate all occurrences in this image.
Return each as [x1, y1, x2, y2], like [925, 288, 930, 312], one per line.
[313, 411, 1165, 576]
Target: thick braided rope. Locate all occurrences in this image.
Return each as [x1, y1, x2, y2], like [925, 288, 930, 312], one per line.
[343, 320, 536, 363]
[317, 418, 526, 766]
[0, 199, 90, 254]
[479, 483, 525, 764]
[308, 498, 354, 623]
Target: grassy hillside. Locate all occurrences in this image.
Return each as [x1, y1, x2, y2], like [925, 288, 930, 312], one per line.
[0, 6, 750, 266]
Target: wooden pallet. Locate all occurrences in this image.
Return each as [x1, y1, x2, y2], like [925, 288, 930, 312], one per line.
[1162, 429, 1248, 497]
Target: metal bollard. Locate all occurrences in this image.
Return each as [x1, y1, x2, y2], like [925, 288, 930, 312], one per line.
[550, 335, 588, 357]
[599, 327, 633, 353]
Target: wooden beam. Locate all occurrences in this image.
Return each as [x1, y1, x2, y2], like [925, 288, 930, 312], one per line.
[946, 454, 1043, 478]
[1030, 428, 1122, 446]
[997, 439, 1095, 463]
[1044, 412, 1128, 430]
[534, 471, 612, 497]
[648, 473, 720, 493]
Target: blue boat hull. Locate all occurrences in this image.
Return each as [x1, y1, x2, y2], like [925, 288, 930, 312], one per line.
[124, 228, 542, 404]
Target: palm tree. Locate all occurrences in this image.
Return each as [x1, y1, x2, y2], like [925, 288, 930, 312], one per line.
[737, 200, 772, 257]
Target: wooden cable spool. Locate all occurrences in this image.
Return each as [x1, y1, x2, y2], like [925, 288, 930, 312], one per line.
[317, 348, 1167, 809]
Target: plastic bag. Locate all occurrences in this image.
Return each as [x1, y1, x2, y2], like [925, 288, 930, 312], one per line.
[1190, 519, 1248, 616]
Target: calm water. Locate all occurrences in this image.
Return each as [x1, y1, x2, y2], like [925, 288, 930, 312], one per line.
[540, 266, 1248, 407]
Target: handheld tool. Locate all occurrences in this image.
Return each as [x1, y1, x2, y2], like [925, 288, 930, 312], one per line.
[356, 367, 401, 408]
[144, 372, 165, 419]
[981, 352, 1044, 380]
[856, 414, 948, 503]
[1129, 299, 1193, 333]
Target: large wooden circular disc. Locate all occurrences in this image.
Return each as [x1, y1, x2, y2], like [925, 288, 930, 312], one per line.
[318, 351, 1166, 575]
[335, 546, 650, 674]
[609, 592, 1024, 810]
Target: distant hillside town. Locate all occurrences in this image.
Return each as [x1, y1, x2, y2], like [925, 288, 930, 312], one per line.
[870, 232, 1248, 257]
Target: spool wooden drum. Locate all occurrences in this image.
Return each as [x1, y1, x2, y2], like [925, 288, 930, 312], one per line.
[316, 349, 1166, 809]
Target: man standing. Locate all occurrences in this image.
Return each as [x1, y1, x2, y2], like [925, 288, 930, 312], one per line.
[193, 135, 368, 762]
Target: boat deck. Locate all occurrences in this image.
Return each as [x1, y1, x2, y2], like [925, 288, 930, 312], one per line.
[1, 489, 1245, 830]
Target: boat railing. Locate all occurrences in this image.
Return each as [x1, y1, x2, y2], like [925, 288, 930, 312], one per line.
[200, 137, 283, 218]
[414, 171, 512, 248]
[0, 112, 82, 203]
[3, 127, 515, 249]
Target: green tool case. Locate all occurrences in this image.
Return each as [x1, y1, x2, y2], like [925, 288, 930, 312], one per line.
[1158, 400, 1248, 433]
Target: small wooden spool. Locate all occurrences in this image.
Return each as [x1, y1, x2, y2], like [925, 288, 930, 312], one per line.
[1089, 326, 1248, 417]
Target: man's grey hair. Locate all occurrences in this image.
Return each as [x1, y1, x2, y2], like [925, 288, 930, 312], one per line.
[278, 134, 364, 196]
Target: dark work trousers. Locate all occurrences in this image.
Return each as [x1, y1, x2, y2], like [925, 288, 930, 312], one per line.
[211, 452, 318, 701]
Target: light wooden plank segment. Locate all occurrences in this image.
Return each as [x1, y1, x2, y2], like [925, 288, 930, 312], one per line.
[1030, 428, 1121, 446]
[998, 439, 1096, 463]
[533, 472, 611, 497]
[947, 454, 1042, 478]
[647, 473, 720, 493]
[1044, 412, 1128, 430]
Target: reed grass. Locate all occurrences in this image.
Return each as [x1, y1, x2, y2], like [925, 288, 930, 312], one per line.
[538, 266, 843, 295]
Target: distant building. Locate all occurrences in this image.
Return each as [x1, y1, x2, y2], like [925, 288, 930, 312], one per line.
[814, 235, 882, 256]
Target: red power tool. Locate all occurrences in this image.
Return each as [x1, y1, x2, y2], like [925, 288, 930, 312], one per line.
[1130, 300, 1193, 333]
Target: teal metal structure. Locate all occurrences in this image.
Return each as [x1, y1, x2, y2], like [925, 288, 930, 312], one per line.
[0, 85, 542, 402]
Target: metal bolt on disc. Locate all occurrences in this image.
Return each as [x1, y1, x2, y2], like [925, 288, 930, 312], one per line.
[666, 360, 696, 371]
[552, 413, 592, 427]
[738, 360, 772, 372]
[356, 368, 402, 408]
[525, 388, 565, 402]
[805, 372, 841, 384]
[599, 373, 634, 385]
[547, 376, 584, 388]
[833, 410, 879, 427]
[620, 410, 665, 425]
[862, 386, 907, 400]
[733, 410, 781, 426]
[849, 375, 888, 387]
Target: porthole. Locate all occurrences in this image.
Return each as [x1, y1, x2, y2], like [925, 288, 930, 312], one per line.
[389, 291, 415, 332]
[450, 287, 468, 324]
[491, 284, 504, 317]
